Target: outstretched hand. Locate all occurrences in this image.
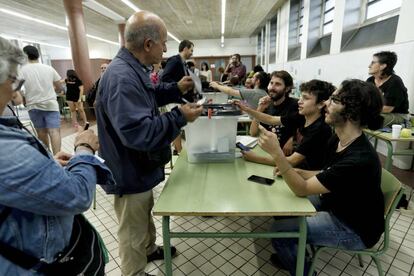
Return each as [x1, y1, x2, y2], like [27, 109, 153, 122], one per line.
[232, 100, 250, 112]
[179, 103, 203, 122]
[178, 76, 194, 94]
[258, 125, 281, 157]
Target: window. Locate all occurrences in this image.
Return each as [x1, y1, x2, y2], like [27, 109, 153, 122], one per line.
[322, 0, 335, 35]
[288, 0, 304, 61]
[269, 16, 277, 64]
[341, 0, 400, 52]
[298, 1, 304, 43]
[366, 0, 401, 20]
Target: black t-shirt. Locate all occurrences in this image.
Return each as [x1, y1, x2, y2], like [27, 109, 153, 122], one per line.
[261, 97, 298, 147]
[281, 114, 332, 170]
[65, 78, 83, 101]
[316, 134, 384, 248]
[367, 74, 409, 114]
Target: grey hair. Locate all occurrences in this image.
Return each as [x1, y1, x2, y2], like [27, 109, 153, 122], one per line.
[0, 37, 26, 84]
[125, 23, 161, 51]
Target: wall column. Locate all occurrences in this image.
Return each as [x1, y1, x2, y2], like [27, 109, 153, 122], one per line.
[63, 0, 93, 93]
[118, 23, 126, 47]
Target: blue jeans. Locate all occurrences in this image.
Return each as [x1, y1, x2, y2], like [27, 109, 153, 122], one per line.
[271, 195, 366, 276]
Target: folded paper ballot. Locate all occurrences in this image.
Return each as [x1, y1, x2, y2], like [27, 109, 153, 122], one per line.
[236, 135, 258, 148]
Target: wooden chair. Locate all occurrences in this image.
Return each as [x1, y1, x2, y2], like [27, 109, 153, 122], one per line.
[308, 169, 404, 276]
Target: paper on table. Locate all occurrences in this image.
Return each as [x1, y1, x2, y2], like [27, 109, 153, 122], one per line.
[236, 135, 258, 147]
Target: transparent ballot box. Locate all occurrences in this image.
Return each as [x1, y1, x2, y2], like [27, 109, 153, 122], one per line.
[185, 104, 241, 163]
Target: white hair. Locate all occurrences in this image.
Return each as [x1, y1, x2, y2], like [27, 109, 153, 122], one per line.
[125, 19, 161, 51]
[0, 37, 26, 83]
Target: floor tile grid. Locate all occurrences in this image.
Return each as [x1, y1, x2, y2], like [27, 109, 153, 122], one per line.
[61, 131, 414, 276]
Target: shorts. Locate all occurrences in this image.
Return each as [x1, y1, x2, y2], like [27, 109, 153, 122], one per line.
[28, 109, 61, 129]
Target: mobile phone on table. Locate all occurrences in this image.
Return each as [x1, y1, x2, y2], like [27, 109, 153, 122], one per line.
[84, 122, 90, 130]
[247, 175, 274, 185]
[236, 142, 250, 152]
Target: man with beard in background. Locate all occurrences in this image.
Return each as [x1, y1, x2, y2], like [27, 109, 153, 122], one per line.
[249, 70, 299, 156]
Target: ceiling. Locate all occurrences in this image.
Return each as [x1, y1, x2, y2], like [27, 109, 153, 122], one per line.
[0, 0, 282, 47]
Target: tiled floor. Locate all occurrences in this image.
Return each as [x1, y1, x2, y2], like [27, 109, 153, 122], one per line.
[62, 126, 414, 276]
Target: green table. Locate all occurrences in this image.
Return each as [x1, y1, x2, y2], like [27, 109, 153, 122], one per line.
[153, 150, 316, 276]
[363, 128, 414, 171]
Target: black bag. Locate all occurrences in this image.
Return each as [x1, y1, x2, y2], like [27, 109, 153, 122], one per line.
[0, 209, 108, 276]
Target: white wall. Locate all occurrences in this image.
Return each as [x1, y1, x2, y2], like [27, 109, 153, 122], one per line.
[164, 37, 257, 58]
[42, 37, 256, 62]
[265, 0, 414, 114]
[42, 39, 119, 60]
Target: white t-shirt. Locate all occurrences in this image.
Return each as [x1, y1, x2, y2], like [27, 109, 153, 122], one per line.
[199, 70, 212, 82]
[20, 63, 61, 111]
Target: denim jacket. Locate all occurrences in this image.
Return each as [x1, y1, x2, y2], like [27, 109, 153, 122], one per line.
[0, 117, 115, 275]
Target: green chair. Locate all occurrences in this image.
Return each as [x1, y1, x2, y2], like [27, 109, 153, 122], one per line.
[308, 169, 404, 276]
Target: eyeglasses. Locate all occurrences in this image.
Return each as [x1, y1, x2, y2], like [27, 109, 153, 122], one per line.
[328, 95, 342, 105]
[8, 75, 25, 91]
[370, 61, 379, 65]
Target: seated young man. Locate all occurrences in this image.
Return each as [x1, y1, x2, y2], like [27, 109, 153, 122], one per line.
[248, 71, 299, 156]
[258, 79, 385, 275]
[236, 79, 335, 170]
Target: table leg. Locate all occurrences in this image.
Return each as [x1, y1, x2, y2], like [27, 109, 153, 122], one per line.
[162, 216, 172, 276]
[296, 217, 307, 276]
[384, 141, 393, 171]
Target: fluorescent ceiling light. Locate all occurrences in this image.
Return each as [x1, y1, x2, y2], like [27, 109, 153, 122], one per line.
[86, 34, 119, 45]
[221, 0, 226, 47]
[120, 0, 140, 12]
[0, 8, 66, 31]
[221, 0, 226, 35]
[1, 34, 69, 49]
[167, 32, 180, 43]
[83, 0, 125, 22]
[120, 0, 180, 43]
[0, 8, 119, 46]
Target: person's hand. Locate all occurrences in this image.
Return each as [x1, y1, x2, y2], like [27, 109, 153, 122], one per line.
[282, 137, 294, 156]
[177, 76, 194, 95]
[209, 81, 220, 90]
[258, 96, 271, 111]
[241, 150, 259, 162]
[54, 151, 73, 166]
[232, 100, 250, 112]
[273, 166, 281, 177]
[179, 103, 203, 122]
[74, 129, 99, 153]
[258, 125, 281, 157]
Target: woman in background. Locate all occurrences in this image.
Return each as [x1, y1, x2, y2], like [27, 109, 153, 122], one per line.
[199, 62, 212, 82]
[366, 51, 409, 126]
[65, 69, 87, 128]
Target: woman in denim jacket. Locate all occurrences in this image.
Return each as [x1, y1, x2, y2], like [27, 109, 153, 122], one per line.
[0, 37, 115, 275]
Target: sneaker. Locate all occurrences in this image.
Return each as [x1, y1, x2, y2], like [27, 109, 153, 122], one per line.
[147, 246, 177, 262]
[144, 273, 155, 276]
[173, 150, 179, 156]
